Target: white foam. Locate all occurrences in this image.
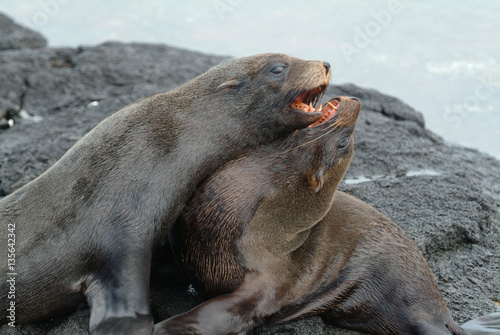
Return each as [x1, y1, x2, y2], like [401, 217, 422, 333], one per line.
[405, 169, 441, 177]
[343, 169, 442, 185]
[19, 109, 43, 123]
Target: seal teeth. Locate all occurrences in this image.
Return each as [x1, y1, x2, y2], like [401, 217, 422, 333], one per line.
[309, 102, 314, 112]
[327, 102, 339, 111]
[317, 104, 323, 112]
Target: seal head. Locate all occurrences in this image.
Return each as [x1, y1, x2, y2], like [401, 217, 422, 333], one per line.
[188, 53, 332, 141]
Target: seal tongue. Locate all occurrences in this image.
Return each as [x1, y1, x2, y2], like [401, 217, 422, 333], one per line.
[291, 92, 316, 113]
[308, 100, 339, 127]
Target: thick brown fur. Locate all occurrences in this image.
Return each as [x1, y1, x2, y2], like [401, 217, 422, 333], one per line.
[0, 53, 331, 334]
[158, 96, 467, 335]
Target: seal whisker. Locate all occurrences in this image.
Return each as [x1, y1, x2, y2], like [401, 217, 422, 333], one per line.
[279, 126, 337, 154]
[271, 126, 334, 156]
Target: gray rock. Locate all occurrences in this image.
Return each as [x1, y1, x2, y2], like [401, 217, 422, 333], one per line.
[0, 13, 47, 50]
[0, 14, 498, 335]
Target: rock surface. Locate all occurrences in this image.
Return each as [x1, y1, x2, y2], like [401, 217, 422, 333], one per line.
[1, 14, 499, 334]
[0, 13, 47, 51]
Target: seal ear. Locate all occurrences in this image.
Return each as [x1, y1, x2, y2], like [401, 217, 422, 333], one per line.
[313, 167, 326, 193]
[217, 78, 243, 91]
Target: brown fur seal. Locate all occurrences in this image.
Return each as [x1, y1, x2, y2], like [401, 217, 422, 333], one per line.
[0, 53, 331, 334]
[156, 96, 467, 335]
[154, 95, 359, 334]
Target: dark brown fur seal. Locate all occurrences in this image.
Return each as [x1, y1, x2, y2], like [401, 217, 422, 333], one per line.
[0, 53, 331, 334]
[156, 96, 467, 335]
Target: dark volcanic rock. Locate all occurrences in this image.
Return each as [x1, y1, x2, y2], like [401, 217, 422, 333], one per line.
[0, 13, 47, 50]
[0, 14, 499, 335]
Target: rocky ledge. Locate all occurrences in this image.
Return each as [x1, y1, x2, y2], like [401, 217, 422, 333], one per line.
[1, 13, 499, 335]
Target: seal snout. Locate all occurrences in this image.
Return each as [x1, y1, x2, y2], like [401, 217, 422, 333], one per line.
[308, 97, 339, 127]
[334, 96, 361, 128]
[323, 61, 331, 75]
[290, 86, 327, 112]
[308, 96, 360, 128]
[281, 59, 333, 129]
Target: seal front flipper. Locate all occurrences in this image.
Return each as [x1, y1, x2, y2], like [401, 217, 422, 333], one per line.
[153, 272, 275, 335]
[461, 312, 500, 335]
[90, 315, 153, 335]
[84, 251, 154, 335]
[86, 284, 154, 335]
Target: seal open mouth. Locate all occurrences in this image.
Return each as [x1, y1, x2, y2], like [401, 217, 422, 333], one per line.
[290, 86, 339, 128]
[308, 98, 339, 127]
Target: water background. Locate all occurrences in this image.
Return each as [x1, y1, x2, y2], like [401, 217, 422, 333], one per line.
[3, 0, 499, 159]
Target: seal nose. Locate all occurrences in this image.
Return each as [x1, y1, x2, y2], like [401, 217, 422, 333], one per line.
[323, 61, 331, 74]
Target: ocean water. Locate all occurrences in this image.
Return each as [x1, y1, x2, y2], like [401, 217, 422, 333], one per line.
[3, 0, 500, 159]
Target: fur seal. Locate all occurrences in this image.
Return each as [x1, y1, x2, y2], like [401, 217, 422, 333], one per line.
[156, 96, 467, 335]
[0, 53, 331, 334]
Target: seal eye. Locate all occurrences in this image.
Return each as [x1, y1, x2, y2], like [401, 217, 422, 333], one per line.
[338, 138, 350, 150]
[271, 65, 286, 74]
